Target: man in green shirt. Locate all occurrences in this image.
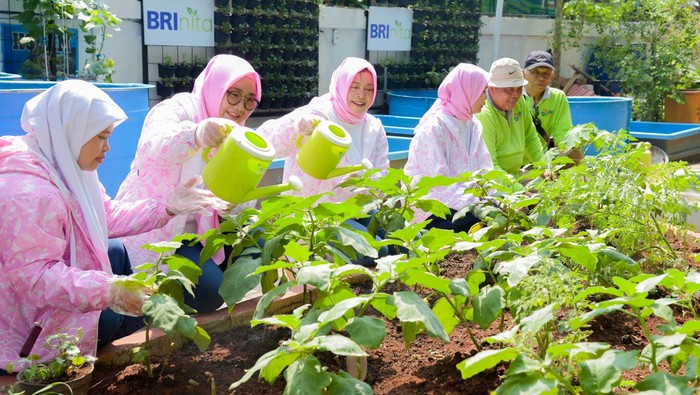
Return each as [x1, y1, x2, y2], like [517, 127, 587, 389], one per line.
[477, 58, 544, 175]
[522, 50, 574, 151]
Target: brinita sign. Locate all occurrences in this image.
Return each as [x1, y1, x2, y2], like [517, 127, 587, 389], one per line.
[366, 6, 413, 51]
[143, 0, 213, 46]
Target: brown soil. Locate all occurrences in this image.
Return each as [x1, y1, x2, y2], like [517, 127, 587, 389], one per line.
[87, 235, 700, 395]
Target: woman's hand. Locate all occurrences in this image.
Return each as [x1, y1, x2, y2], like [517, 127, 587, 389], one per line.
[195, 118, 234, 148]
[296, 115, 324, 136]
[107, 276, 149, 317]
[166, 176, 232, 216]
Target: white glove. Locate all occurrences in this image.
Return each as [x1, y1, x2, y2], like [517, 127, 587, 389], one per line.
[296, 115, 324, 136]
[195, 118, 233, 148]
[166, 176, 229, 216]
[107, 276, 149, 317]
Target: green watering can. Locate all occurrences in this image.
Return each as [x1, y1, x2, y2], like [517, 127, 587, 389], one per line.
[202, 125, 302, 204]
[295, 120, 373, 179]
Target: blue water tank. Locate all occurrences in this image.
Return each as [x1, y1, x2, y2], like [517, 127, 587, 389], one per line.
[0, 81, 152, 197]
[568, 96, 632, 133]
[387, 90, 438, 117]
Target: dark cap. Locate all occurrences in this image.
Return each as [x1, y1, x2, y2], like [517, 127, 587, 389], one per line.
[524, 50, 554, 71]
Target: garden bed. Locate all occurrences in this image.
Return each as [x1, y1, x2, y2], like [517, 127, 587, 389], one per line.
[87, 232, 700, 395]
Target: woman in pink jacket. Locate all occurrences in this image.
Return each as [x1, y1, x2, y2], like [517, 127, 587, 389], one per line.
[255, 57, 390, 203]
[0, 80, 215, 373]
[255, 57, 390, 266]
[404, 63, 494, 232]
[116, 55, 262, 313]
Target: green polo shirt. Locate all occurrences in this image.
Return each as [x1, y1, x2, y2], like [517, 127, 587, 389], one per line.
[477, 95, 544, 175]
[524, 87, 573, 151]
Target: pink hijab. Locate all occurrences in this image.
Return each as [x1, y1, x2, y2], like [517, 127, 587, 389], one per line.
[328, 57, 377, 125]
[192, 55, 261, 124]
[422, 63, 489, 123]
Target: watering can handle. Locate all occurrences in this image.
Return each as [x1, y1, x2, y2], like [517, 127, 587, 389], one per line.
[295, 134, 305, 149]
[201, 123, 235, 163]
[202, 147, 212, 163]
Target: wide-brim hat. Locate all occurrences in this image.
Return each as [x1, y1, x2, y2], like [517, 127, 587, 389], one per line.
[488, 58, 528, 88]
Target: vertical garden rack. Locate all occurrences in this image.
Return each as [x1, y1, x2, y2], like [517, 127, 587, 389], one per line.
[214, 0, 319, 111]
[377, 0, 481, 90]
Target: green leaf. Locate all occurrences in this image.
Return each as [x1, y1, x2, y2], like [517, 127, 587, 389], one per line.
[346, 316, 386, 349]
[317, 297, 366, 324]
[635, 273, 668, 294]
[635, 372, 696, 395]
[403, 268, 452, 293]
[332, 226, 377, 258]
[327, 371, 373, 394]
[392, 291, 449, 342]
[473, 285, 505, 329]
[506, 353, 543, 376]
[230, 348, 283, 389]
[254, 281, 295, 320]
[252, 314, 302, 330]
[143, 294, 193, 336]
[164, 254, 202, 283]
[261, 349, 303, 384]
[313, 334, 366, 356]
[433, 297, 461, 335]
[284, 241, 312, 263]
[560, 243, 598, 272]
[371, 295, 397, 320]
[494, 254, 540, 287]
[219, 255, 262, 309]
[579, 349, 628, 394]
[142, 241, 182, 254]
[284, 356, 332, 395]
[495, 373, 558, 395]
[457, 348, 519, 379]
[569, 306, 623, 330]
[191, 326, 211, 352]
[449, 278, 471, 297]
[296, 264, 333, 292]
[520, 303, 558, 335]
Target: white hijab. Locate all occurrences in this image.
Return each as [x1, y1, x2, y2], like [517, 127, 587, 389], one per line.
[20, 80, 127, 269]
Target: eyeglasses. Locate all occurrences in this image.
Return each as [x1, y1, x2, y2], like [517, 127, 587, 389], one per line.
[226, 90, 259, 111]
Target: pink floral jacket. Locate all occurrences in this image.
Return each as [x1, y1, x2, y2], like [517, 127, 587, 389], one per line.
[404, 112, 494, 222]
[256, 100, 390, 203]
[116, 93, 215, 265]
[0, 136, 170, 369]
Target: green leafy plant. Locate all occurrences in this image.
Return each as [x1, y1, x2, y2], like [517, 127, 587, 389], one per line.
[561, 0, 700, 121]
[8, 331, 95, 390]
[15, 0, 121, 81]
[534, 130, 700, 269]
[162, 55, 175, 68]
[78, 1, 121, 82]
[128, 241, 212, 377]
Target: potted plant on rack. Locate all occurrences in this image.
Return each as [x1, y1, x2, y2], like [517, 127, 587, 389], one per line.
[190, 54, 207, 78]
[156, 76, 175, 98]
[174, 75, 194, 94]
[8, 331, 96, 395]
[176, 56, 192, 78]
[158, 55, 176, 78]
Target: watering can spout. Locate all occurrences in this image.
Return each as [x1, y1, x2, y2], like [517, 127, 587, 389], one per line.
[325, 158, 373, 179]
[242, 176, 303, 201]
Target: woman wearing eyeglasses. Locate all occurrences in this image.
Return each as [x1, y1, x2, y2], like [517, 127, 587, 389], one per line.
[115, 55, 262, 313]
